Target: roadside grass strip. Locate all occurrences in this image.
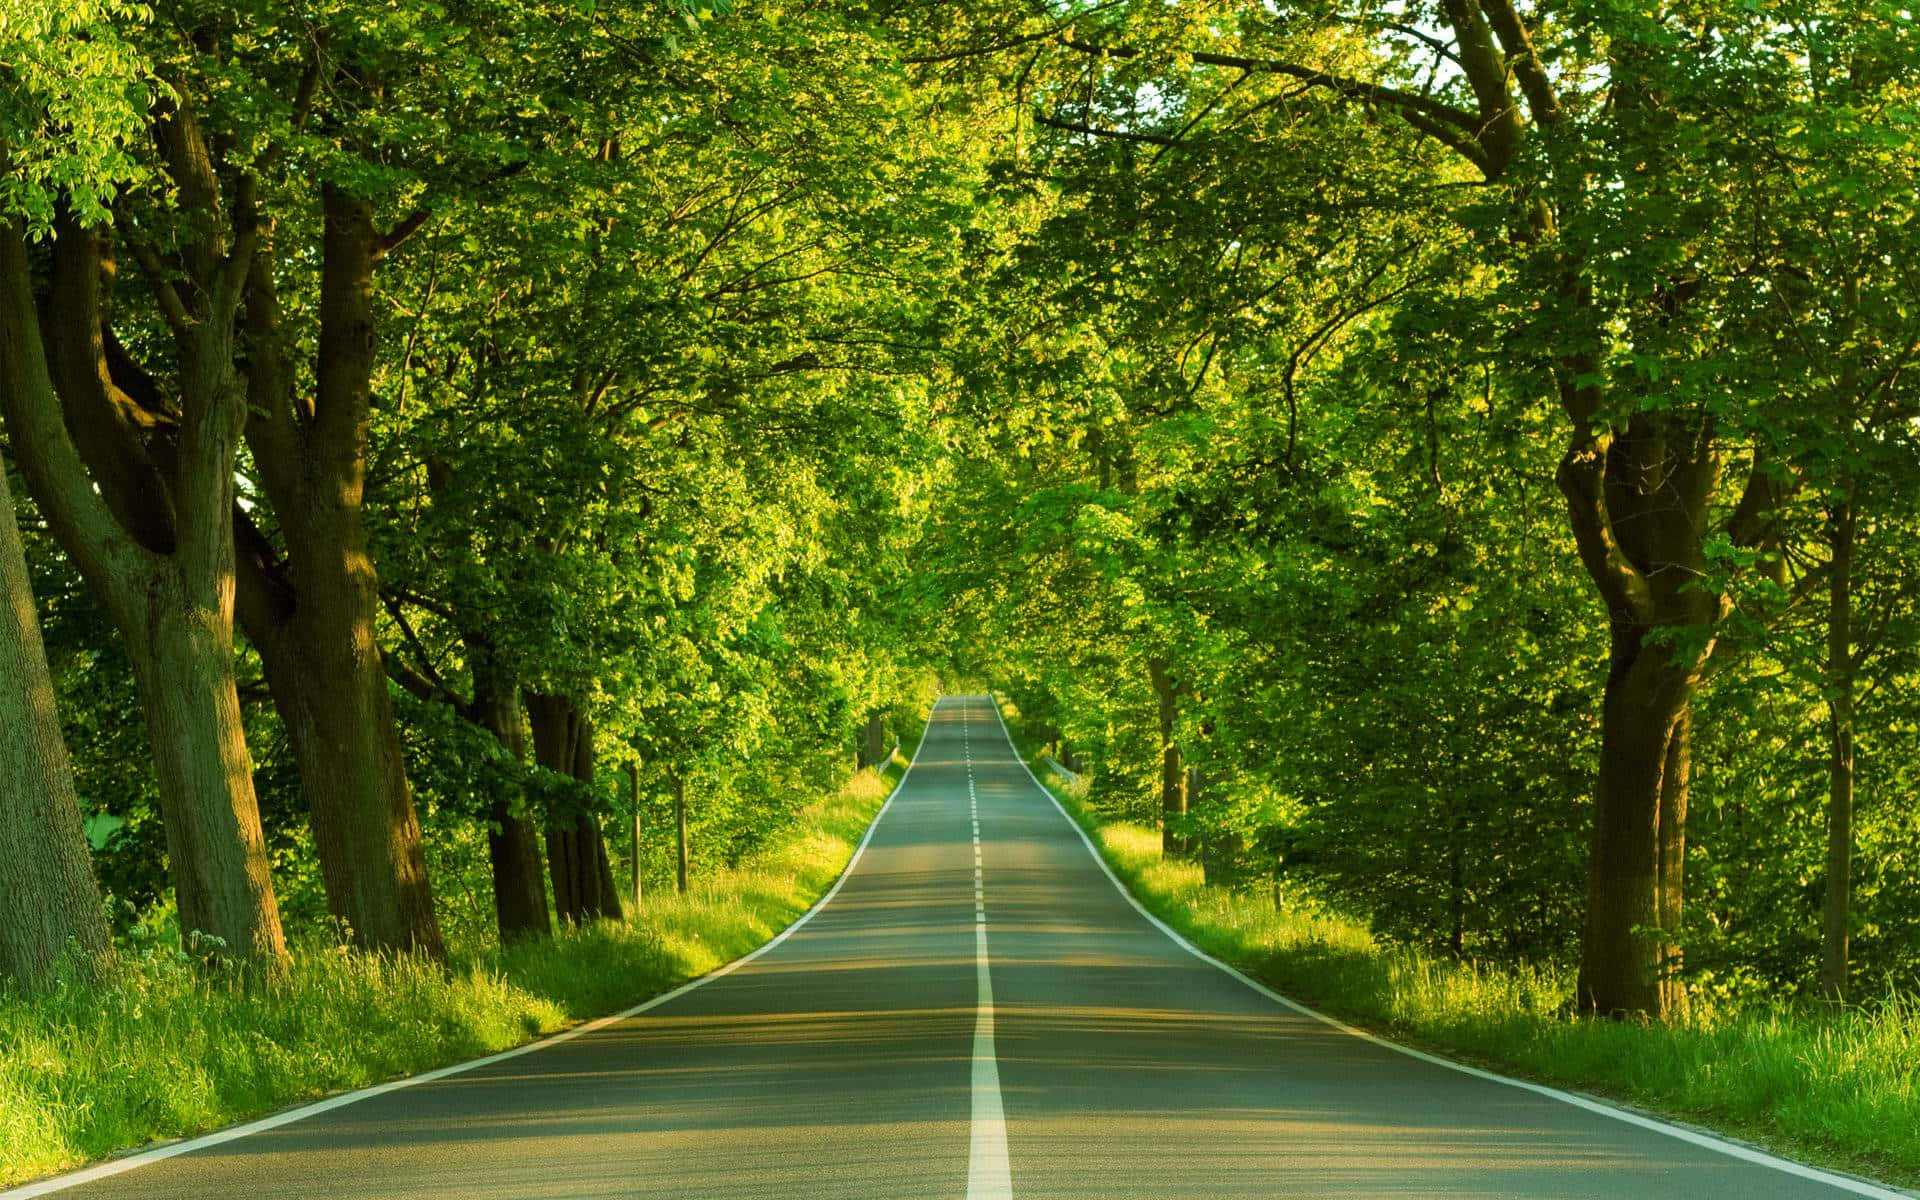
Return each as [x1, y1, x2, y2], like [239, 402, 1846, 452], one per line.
[1004, 708, 1920, 1194]
[0, 756, 908, 1190]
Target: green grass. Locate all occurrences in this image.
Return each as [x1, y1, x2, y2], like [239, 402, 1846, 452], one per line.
[1009, 724, 1920, 1192]
[0, 761, 902, 1189]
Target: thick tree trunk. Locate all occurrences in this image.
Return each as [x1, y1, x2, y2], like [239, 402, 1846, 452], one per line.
[124, 576, 287, 963]
[1148, 658, 1187, 856]
[863, 711, 887, 768]
[592, 818, 621, 918]
[578, 718, 620, 918]
[255, 621, 441, 955]
[526, 693, 619, 924]
[1448, 834, 1466, 958]
[1193, 765, 1239, 886]
[1556, 404, 1730, 1020]
[239, 188, 442, 959]
[0, 465, 112, 988]
[472, 666, 549, 943]
[1820, 501, 1856, 1002]
[0, 217, 287, 971]
[674, 772, 690, 894]
[1576, 643, 1693, 1017]
[489, 792, 551, 941]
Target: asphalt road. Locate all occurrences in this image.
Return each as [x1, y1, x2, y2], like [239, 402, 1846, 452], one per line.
[14, 694, 1904, 1199]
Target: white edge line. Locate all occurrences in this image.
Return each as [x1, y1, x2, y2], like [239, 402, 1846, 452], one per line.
[2, 705, 943, 1200]
[984, 693, 1913, 1200]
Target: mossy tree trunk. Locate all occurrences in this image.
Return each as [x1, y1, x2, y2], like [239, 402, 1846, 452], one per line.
[235, 186, 443, 958]
[0, 162, 287, 971]
[0, 458, 112, 989]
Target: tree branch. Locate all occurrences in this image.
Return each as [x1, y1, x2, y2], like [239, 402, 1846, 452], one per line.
[1553, 369, 1655, 624]
[373, 210, 432, 263]
[120, 234, 193, 340]
[1035, 111, 1181, 147]
[0, 221, 154, 595]
[1060, 38, 1481, 131]
[1479, 0, 1562, 125]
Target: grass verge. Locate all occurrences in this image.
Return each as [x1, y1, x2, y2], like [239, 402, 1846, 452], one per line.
[0, 755, 906, 1189]
[999, 703, 1919, 1193]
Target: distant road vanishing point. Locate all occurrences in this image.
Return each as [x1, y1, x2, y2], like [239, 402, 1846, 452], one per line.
[10, 695, 1905, 1200]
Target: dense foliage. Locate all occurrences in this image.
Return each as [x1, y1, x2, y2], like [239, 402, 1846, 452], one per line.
[2, 0, 1917, 1026]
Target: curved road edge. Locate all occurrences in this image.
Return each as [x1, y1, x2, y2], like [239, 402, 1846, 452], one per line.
[1, 714, 938, 1200]
[985, 694, 1918, 1200]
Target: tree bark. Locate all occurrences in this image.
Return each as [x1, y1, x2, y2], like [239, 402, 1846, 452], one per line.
[1447, 808, 1466, 958]
[863, 711, 887, 767]
[0, 217, 287, 970]
[627, 761, 644, 913]
[250, 615, 440, 954]
[1193, 765, 1239, 886]
[237, 186, 443, 958]
[470, 658, 550, 943]
[674, 771, 691, 894]
[525, 693, 619, 924]
[1656, 709, 1691, 1018]
[1575, 629, 1698, 1016]
[1820, 500, 1857, 1002]
[0, 461, 112, 989]
[1148, 657, 1187, 856]
[1559, 410, 1722, 1019]
[126, 595, 287, 962]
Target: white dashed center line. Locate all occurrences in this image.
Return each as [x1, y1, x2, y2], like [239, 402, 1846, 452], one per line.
[963, 702, 1011, 1199]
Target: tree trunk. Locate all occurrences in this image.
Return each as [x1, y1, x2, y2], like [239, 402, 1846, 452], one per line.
[471, 664, 549, 944]
[864, 711, 887, 768]
[0, 464, 112, 988]
[1656, 709, 1691, 1018]
[674, 771, 691, 894]
[1820, 500, 1857, 1002]
[487, 790, 550, 941]
[1193, 765, 1240, 887]
[627, 762, 643, 913]
[1148, 657, 1187, 856]
[0, 217, 288, 971]
[1556, 405, 1729, 1019]
[592, 816, 621, 919]
[1576, 644, 1694, 1017]
[238, 187, 442, 959]
[526, 693, 619, 924]
[1448, 828, 1466, 958]
[578, 722, 620, 919]
[253, 621, 440, 955]
[123, 572, 287, 964]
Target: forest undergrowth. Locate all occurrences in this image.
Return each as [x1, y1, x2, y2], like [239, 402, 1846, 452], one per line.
[0, 756, 905, 1189]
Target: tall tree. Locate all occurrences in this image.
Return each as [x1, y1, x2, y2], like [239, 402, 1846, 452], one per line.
[0, 459, 112, 989]
[914, 0, 1913, 1016]
[0, 4, 287, 966]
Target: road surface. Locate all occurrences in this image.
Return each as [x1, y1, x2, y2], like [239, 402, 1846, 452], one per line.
[12, 694, 1902, 1199]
